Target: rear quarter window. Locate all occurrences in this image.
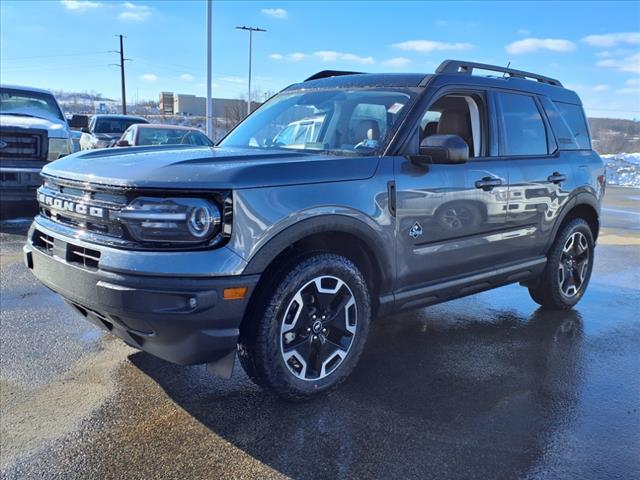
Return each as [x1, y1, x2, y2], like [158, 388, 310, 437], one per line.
[496, 92, 548, 156]
[553, 102, 591, 150]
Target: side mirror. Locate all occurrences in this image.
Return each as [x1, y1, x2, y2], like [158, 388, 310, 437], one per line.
[81, 127, 91, 134]
[116, 140, 130, 147]
[412, 134, 469, 165]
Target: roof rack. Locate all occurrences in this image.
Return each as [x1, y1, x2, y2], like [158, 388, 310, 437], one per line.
[436, 60, 563, 87]
[304, 70, 365, 82]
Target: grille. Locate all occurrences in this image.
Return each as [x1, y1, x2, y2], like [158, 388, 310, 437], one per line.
[33, 231, 55, 253]
[0, 129, 46, 160]
[38, 178, 128, 239]
[67, 244, 101, 269]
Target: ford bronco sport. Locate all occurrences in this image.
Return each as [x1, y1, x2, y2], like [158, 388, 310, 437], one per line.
[24, 60, 604, 400]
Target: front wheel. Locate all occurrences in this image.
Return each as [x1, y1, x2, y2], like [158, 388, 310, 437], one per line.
[528, 218, 595, 310]
[238, 254, 371, 401]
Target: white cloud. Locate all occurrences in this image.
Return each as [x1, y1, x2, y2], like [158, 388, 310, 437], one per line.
[140, 73, 157, 81]
[382, 57, 411, 68]
[287, 52, 306, 61]
[597, 53, 640, 74]
[180, 73, 194, 81]
[616, 78, 640, 94]
[582, 32, 640, 48]
[119, 2, 151, 21]
[314, 51, 374, 64]
[393, 40, 474, 53]
[592, 84, 609, 92]
[505, 38, 576, 54]
[269, 53, 284, 60]
[518, 29, 531, 36]
[261, 8, 288, 19]
[60, 0, 103, 12]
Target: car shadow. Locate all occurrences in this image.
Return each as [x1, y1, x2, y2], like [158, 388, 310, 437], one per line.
[129, 306, 584, 480]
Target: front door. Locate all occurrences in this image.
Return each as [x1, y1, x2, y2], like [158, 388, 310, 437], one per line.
[394, 89, 510, 292]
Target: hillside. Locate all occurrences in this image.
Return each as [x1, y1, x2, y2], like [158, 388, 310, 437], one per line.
[589, 118, 640, 155]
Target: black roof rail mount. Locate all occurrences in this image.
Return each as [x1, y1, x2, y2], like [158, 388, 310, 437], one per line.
[304, 70, 365, 82]
[436, 59, 563, 87]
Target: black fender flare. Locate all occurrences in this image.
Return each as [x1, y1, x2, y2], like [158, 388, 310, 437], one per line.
[242, 214, 394, 293]
[544, 191, 600, 252]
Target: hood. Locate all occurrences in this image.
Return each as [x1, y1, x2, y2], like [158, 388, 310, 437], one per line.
[94, 132, 122, 141]
[41, 145, 379, 190]
[0, 114, 69, 139]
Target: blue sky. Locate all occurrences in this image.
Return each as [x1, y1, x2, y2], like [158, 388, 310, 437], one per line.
[1, 0, 639, 118]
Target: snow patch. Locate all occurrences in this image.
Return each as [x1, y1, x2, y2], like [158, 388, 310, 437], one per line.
[601, 153, 640, 188]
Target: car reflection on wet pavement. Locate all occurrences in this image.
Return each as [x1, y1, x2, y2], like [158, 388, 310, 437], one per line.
[1, 187, 638, 480]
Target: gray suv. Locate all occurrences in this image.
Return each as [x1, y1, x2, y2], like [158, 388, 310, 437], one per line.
[24, 60, 605, 400]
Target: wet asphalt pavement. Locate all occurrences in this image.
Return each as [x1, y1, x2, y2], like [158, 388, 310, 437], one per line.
[1, 187, 638, 480]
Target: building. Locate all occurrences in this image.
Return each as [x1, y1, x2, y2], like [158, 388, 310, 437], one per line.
[174, 94, 206, 116]
[161, 92, 261, 119]
[159, 92, 174, 115]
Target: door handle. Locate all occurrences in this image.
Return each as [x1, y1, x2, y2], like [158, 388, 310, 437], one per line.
[548, 172, 567, 184]
[475, 177, 503, 191]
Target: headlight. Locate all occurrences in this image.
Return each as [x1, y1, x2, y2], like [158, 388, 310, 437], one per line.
[118, 197, 221, 244]
[48, 138, 72, 160]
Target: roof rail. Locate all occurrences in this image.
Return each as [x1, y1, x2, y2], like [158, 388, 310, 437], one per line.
[304, 70, 365, 82]
[436, 59, 563, 87]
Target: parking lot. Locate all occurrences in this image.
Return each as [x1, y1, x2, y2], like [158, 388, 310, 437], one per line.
[0, 186, 638, 480]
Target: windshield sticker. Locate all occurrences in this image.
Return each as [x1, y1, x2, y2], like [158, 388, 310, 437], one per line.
[387, 103, 404, 114]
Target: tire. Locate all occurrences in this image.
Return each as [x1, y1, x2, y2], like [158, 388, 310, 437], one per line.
[528, 218, 595, 310]
[238, 253, 371, 401]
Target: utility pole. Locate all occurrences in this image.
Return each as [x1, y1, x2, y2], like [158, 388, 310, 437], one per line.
[110, 35, 130, 114]
[206, 0, 213, 139]
[235, 26, 266, 116]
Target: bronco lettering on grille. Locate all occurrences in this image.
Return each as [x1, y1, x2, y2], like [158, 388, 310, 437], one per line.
[38, 193, 105, 219]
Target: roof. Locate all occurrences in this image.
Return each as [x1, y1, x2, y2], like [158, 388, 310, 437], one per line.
[133, 124, 200, 131]
[285, 73, 430, 91]
[92, 114, 148, 121]
[0, 84, 55, 95]
[284, 59, 580, 104]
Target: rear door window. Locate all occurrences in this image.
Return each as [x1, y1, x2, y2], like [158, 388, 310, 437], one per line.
[497, 92, 548, 156]
[553, 102, 591, 149]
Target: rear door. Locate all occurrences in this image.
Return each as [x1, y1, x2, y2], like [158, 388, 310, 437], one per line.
[495, 91, 573, 261]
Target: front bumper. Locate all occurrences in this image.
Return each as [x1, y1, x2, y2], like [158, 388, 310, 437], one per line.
[24, 219, 259, 365]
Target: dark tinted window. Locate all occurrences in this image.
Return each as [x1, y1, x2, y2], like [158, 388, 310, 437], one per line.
[554, 102, 591, 149]
[497, 92, 547, 156]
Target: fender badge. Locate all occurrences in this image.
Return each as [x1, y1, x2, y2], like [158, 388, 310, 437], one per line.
[409, 222, 423, 239]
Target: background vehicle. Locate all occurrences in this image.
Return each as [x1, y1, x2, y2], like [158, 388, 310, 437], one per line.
[79, 114, 148, 150]
[1, 85, 72, 217]
[24, 61, 604, 400]
[115, 124, 214, 147]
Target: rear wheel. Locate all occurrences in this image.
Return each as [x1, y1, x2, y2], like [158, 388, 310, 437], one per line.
[238, 254, 371, 401]
[528, 218, 594, 310]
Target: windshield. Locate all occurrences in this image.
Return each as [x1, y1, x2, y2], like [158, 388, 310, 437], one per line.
[219, 88, 417, 155]
[137, 128, 213, 146]
[0, 88, 64, 121]
[95, 117, 146, 134]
